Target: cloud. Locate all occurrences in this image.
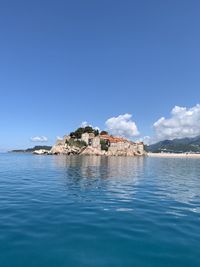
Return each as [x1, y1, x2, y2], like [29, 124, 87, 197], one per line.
[30, 136, 48, 142]
[152, 104, 200, 141]
[80, 121, 88, 128]
[137, 136, 152, 145]
[80, 121, 100, 131]
[105, 113, 139, 138]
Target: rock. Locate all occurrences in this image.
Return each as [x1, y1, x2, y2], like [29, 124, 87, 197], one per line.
[80, 146, 105, 156]
[50, 143, 83, 155]
[33, 149, 49, 155]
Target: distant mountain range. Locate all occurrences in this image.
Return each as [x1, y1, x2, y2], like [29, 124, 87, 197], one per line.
[11, 146, 52, 153]
[146, 135, 200, 153]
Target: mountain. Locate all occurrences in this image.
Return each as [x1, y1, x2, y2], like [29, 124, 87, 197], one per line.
[146, 135, 200, 153]
[11, 146, 52, 153]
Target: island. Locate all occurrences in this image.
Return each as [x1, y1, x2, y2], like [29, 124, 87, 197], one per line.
[34, 126, 145, 156]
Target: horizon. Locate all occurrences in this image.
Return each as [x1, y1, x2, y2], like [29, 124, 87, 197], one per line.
[1, 1, 200, 151]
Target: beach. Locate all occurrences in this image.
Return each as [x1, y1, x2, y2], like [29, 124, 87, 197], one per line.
[148, 152, 200, 158]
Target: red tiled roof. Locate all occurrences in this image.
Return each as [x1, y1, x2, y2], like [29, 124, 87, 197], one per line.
[100, 134, 127, 143]
[100, 134, 144, 145]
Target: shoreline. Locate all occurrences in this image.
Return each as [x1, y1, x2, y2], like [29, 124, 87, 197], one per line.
[148, 152, 200, 158]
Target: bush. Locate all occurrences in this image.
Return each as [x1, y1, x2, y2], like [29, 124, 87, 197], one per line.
[74, 127, 84, 139]
[70, 132, 75, 138]
[83, 126, 94, 133]
[67, 138, 87, 148]
[100, 139, 108, 151]
[100, 130, 108, 135]
[94, 129, 99, 136]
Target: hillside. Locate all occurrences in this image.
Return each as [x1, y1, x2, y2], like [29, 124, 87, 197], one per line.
[146, 136, 200, 153]
[11, 146, 52, 153]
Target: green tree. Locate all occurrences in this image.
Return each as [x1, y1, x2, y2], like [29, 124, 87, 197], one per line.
[84, 126, 94, 133]
[94, 129, 99, 136]
[68, 138, 87, 148]
[100, 139, 108, 151]
[74, 127, 84, 139]
[70, 132, 75, 138]
[100, 130, 108, 135]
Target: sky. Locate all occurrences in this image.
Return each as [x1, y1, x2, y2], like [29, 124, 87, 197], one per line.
[0, 0, 200, 150]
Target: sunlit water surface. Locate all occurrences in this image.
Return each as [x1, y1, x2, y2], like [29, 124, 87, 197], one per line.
[0, 154, 200, 267]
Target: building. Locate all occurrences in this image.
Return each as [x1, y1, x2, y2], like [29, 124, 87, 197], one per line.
[81, 132, 144, 156]
[81, 133, 101, 149]
[100, 134, 144, 155]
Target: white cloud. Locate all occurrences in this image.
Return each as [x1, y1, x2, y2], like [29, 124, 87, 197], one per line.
[30, 136, 48, 142]
[80, 121, 100, 131]
[80, 121, 88, 128]
[105, 113, 139, 138]
[137, 136, 152, 145]
[94, 126, 100, 131]
[153, 104, 200, 141]
[56, 136, 63, 140]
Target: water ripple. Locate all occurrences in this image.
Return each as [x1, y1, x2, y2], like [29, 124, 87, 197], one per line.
[0, 154, 200, 267]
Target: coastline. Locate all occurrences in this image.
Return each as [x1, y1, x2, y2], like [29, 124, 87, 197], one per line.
[148, 152, 200, 158]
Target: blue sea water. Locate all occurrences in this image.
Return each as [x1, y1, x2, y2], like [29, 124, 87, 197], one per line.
[0, 153, 200, 267]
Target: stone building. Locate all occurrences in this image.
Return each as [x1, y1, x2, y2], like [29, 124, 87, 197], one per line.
[99, 134, 144, 156]
[55, 135, 70, 146]
[81, 133, 101, 149]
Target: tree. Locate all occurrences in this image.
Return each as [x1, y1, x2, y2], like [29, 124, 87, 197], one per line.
[84, 126, 94, 133]
[100, 139, 108, 151]
[94, 129, 99, 136]
[100, 130, 108, 135]
[70, 132, 75, 138]
[74, 127, 84, 139]
[68, 138, 87, 148]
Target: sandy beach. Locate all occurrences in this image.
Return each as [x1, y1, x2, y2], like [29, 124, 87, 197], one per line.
[147, 152, 200, 158]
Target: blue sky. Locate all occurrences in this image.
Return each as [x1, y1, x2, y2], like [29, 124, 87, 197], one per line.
[0, 0, 200, 150]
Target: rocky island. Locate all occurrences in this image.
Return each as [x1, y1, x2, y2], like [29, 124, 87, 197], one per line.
[34, 126, 145, 156]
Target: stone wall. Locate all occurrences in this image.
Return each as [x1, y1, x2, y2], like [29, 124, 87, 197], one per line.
[107, 141, 145, 156]
[81, 133, 90, 145]
[91, 136, 101, 149]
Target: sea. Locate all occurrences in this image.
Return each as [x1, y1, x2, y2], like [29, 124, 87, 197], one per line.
[0, 153, 199, 267]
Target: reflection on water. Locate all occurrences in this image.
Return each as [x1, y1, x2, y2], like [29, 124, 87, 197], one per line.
[51, 155, 200, 211]
[52, 155, 146, 204]
[53, 155, 145, 179]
